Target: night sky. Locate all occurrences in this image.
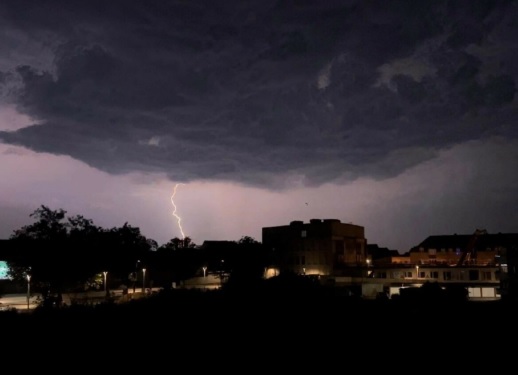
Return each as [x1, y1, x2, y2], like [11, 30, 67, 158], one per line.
[1, 0, 517, 252]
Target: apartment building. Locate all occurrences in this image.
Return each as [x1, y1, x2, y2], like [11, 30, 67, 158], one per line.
[364, 231, 518, 300]
[262, 219, 366, 277]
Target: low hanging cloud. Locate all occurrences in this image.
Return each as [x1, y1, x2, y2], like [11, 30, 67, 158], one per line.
[0, 0, 517, 190]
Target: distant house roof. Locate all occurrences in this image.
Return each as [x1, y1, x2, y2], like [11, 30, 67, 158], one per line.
[411, 233, 518, 252]
[367, 244, 401, 259]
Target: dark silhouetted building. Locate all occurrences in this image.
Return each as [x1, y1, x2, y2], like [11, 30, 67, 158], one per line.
[262, 219, 366, 277]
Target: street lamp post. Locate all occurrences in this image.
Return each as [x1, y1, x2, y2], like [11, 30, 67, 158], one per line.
[142, 268, 146, 293]
[202, 266, 207, 277]
[416, 265, 419, 279]
[26, 274, 31, 310]
[103, 271, 108, 295]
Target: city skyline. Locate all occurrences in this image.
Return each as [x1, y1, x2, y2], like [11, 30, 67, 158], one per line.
[1, 1, 517, 252]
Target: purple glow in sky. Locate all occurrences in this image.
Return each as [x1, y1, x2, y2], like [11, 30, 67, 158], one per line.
[1, 1, 517, 252]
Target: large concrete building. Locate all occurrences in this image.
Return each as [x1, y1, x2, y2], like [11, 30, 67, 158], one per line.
[262, 219, 367, 277]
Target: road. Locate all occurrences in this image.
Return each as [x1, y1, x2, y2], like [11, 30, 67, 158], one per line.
[0, 288, 162, 311]
[0, 293, 39, 311]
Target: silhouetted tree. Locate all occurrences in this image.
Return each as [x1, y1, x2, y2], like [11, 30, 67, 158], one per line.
[9, 207, 67, 296]
[7, 206, 159, 305]
[237, 236, 258, 245]
[443, 284, 469, 302]
[147, 238, 158, 252]
[397, 281, 469, 305]
[10, 205, 67, 241]
[223, 236, 268, 291]
[151, 237, 200, 286]
[100, 222, 154, 282]
[158, 236, 196, 252]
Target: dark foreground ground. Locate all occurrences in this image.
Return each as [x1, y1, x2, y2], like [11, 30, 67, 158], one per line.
[2, 286, 517, 369]
[3, 287, 517, 333]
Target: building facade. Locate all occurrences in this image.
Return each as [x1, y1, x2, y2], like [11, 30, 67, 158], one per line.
[259, 227, 516, 301]
[363, 231, 518, 300]
[407, 230, 512, 267]
[366, 264, 501, 300]
[262, 219, 366, 277]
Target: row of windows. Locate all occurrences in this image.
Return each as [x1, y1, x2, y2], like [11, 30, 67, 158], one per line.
[374, 270, 494, 281]
[289, 253, 366, 266]
[420, 247, 502, 254]
[290, 254, 330, 266]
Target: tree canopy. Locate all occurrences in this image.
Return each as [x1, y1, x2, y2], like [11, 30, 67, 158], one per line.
[7, 206, 159, 300]
[4, 205, 272, 306]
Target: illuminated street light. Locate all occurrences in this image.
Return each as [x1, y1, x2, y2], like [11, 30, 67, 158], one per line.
[142, 268, 146, 293]
[26, 274, 31, 310]
[416, 265, 419, 279]
[103, 271, 108, 295]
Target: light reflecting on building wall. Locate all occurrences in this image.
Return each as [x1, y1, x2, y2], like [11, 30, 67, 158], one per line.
[264, 267, 279, 279]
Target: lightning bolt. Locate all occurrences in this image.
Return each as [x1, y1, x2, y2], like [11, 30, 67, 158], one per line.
[171, 183, 186, 239]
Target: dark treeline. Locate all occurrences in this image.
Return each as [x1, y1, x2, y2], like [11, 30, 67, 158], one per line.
[3, 205, 270, 301]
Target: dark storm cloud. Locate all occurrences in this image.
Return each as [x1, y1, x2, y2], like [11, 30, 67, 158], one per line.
[0, 0, 517, 188]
